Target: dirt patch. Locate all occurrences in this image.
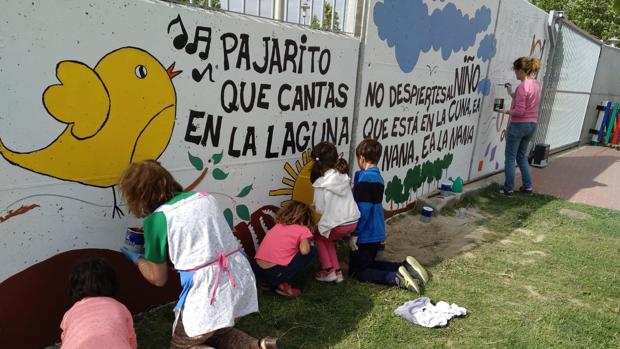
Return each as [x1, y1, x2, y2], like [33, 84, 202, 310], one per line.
[523, 250, 547, 257]
[568, 297, 589, 308]
[524, 285, 547, 300]
[559, 209, 591, 220]
[514, 228, 534, 237]
[383, 208, 493, 265]
[518, 259, 538, 266]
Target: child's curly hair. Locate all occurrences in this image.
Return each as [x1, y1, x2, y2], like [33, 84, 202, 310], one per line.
[275, 201, 314, 227]
[118, 160, 183, 218]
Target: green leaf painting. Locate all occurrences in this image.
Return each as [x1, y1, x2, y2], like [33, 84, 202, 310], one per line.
[211, 151, 224, 165]
[236, 204, 250, 220]
[223, 208, 234, 230]
[188, 152, 204, 171]
[212, 168, 229, 180]
[236, 184, 253, 198]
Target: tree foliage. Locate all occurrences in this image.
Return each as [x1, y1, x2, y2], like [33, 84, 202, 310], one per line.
[310, 2, 341, 32]
[166, 0, 221, 9]
[385, 153, 455, 209]
[530, 0, 620, 41]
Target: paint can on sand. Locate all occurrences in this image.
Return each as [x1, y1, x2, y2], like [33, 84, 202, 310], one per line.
[421, 206, 433, 223]
[124, 227, 144, 254]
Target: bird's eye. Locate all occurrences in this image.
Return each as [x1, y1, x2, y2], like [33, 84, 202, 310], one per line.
[135, 65, 147, 79]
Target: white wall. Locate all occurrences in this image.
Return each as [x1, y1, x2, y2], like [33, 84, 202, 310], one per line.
[0, 0, 595, 290]
[0, 0, 359, 282]
[355, 0, 499, 209]
[469, 0, 549, 179]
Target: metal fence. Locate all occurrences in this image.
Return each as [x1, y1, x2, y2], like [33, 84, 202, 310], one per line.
[174, 0, 359, 34]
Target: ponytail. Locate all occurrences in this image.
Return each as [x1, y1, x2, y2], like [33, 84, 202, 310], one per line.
[513, 57, 541, 76]
[310, 141, 344, 182]
[334, 157, 349, 175]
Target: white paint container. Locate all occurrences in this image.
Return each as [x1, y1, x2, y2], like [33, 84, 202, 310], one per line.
[123, 227, 144, 254]
[458, 207, 466, 219]
[440, 181, 452, 196]
[421, 206, 433, 223]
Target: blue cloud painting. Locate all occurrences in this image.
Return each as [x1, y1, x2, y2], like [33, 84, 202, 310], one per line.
[477, 78, 491, 96]
[477, 34, 497, 62]
[374, 0, 492, 73]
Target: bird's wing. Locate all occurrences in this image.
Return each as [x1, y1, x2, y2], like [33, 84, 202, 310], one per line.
[43, 61, 110, 139]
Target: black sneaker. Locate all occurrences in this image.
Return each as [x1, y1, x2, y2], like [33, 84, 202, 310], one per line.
[395, 266, 421, 293]
[404, 256, 429, 284]
[498, 187, 513, 196]
[519, 186, 533, 194]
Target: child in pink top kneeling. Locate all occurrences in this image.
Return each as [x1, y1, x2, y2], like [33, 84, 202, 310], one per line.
[60, 258, 137, 349]
[252, 201, 316, 297]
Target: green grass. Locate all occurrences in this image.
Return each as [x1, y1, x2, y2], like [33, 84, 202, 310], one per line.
[135, 186, 620, 348]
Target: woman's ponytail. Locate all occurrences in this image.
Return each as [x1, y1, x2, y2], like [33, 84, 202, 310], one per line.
[513, 57, 541, 76]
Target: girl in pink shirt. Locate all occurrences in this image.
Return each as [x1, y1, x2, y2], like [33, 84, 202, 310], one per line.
[60, 258, 137, 349]
[498, 57, 542, 195]
[252, 201, 316, 297]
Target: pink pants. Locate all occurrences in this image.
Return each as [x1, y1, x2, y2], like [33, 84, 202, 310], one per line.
[315, 223, 358, 271]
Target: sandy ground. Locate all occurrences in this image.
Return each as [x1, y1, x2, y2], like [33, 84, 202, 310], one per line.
[381, 207, 493, 266]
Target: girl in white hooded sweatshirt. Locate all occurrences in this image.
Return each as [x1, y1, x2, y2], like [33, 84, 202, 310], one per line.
[311, 142, 360, 282]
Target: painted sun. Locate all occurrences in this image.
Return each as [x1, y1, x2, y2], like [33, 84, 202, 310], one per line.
[269, 149, 315, 209]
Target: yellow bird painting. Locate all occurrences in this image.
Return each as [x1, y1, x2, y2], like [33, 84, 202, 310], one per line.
[0, 47, 181, 217]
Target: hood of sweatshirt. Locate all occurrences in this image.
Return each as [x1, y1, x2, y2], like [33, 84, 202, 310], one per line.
[312, 169, 352, 196]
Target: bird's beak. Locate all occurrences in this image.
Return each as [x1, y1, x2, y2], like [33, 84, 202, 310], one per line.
[166, 62, 182, 79]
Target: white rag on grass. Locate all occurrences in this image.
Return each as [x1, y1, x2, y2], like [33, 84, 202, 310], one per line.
[395, 297, 467, 328]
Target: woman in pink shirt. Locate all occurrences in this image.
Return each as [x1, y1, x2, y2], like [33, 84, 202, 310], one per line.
[499, 57, 542, 195]
[252, 201, 316, 297]
[60, 258, 137, 349]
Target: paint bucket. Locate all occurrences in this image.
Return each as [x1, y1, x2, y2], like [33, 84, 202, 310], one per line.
[458, 207, 466, 219]
[493, 98, 504, 111]
[440, 181, 452, 196]
[421, 206, 433, 223]
[124, 227, 144, 254]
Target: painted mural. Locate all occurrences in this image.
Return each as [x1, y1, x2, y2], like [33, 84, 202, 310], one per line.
[0, 1, 358, 346]
[355, 0, 499, 214]
[0, 0, 358, 278]
[1, 47, 179, 218]
[469, 0, 549, 179]
[1, 0, 557, 346]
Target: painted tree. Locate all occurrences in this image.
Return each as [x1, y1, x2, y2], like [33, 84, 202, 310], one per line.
[411, 165, 423, 199]
[384, 175, 398, 210]
[403, 168, 414, 203]
[310, 2, 341, 32]
[421, 161, 434, 193]
[432, 158, 443, 188]
[391, 176, 406, 208]
[404, 165, 422, 202]
[442, 153, 454, 177]
[530, 0, 620, 41]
